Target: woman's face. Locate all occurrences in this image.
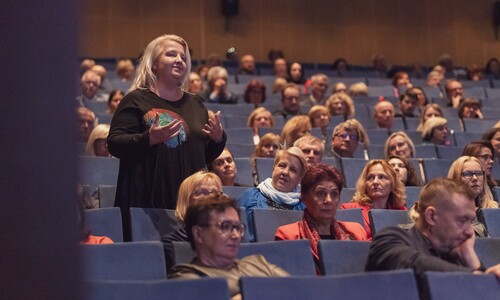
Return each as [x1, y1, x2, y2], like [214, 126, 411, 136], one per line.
[155, 40, 187, 83]
[259, 139, 280, 158]
[109, 93, 123, 112]
[249, 88, 264, 105]
[423, 107, 442, 122]
[388, 158, 408, 185]
[334, 83, 347, 94]
[189, 181, 221, 206]
[330, 99, 347, 116]
[461, 160, 484, 200]
[396, 74, 410, 87]
[412, 88, 426, 107]
[271, 154, 303, 192]
[210, 150, 236, 184]
[491, 132, 500, 158]
[187, 73, 203, 93]
[303, 180, 340, 225]
[431, 125, 449, 145]
[461, 105, 479, 119]
[93, 138, 109, 157]
[388, 135, 412, 158]
[313, 111, 330, 128]
[290, 63, 302, 81]
[477, 147, 494, 177]
[253, 112, 272, 129]
[365, 164, 392, 203]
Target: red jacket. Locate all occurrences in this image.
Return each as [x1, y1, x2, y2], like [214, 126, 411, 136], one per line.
[275, 220, 368, 242]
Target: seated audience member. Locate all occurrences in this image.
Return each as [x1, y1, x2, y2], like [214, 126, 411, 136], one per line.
[326, 93, 355, 120]
[238, 147, 308, 241]
[332, 58, 350, 77]
[366, 178, 500, 299]
[238, 54, 257, 75]
[85, 124, 111, 157]
[196, 64, 209, 82]
[273, 58, 288, 79]
[395, 90, 419, 118]
[482, 127, 500, 161]
[467, 64, 484, 81]
[76, 107, 96, 143]
[348, 82, 368, 96]
[168, 195, 289, 300]
[373, 100, 395, 130]
[208, 148, 246, 187]
[331, 82, 347, 94]
[247, 107, 274, 144]
[115, 58, 135, 82]
[386, 155, 420, 186]
[244, 80, 266, 108]
[445, 79, 464, 108]
[392, 71, 413, 97]
[341, 160, 407, 239]
[272, 77, 287, 94]
[408, 87, 429, 107]
[251, 133, 282, 186]
[384, 131, 416, 159]
[90, 64, 113, 93]
[330, 119, 369, 159]
[162, 171, 223, 271]
[80, 59, 95, 75]
[462, 141, 497, 189]
[281, 115, 311, 148]
[198, 66, 238, 104]
[187, 72, 204, 94]
[416, 103, 444, 132]
[308, 105, 330, 141]
[273, 83, 303, 121]
[371, 53, 388, 78]
[421, 117, 451, 146]
[458, 98, 483, 119]
[484, 57, 500, 80]
[432, 64, 446, 81]
[106, 90, 124, 114]
[302, 73, 329, 106]
[426, 70, 442, 87]
[287, 62, 306, 85]
[275, 163, 368, 271]
[76, 70, 108, 106]
[78, 186, 113, 244]
[294, 135, 324, 167]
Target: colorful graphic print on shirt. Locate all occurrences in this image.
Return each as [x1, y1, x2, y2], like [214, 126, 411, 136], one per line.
[144, 109, 189, 148]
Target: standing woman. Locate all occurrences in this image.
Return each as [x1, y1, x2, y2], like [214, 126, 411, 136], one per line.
[108, 35, 226, 236]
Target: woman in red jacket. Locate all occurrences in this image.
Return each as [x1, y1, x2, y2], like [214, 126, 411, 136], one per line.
[275, 163, 367, 270]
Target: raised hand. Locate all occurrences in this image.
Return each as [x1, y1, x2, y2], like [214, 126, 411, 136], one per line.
[148, 113, 183, 146]
[203, 110, 224, 143]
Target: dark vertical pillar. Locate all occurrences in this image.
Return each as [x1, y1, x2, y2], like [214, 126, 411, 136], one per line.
[0, 1, 82, 300]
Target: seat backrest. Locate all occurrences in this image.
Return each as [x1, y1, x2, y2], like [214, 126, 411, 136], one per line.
[335, 208, 364, 227]
[255, 157, 275, 184]
[366, 144, 385, 159]
[340, 158, 367, 188]
[240, 269, 419, 300]
[368, 209, 410, 237]
[424, 271, 500, 300]
[339, 188, 356, 204]
[84, 207, 123, 242]
[453, 132, 483, 147]
[85, 278, 229, 300]
[414, 144, 437, 158]
[436, 145, 463, 160]
[474, 238, 500, 268]
[252, 209, 303, 242]
[97, 185, 116, 208]
[478, 208, 500, 238]
[233, 157, 254, 187]
[404, 186, 422, 209]
[224, 128, 255, 144]
[129, 208, 180, 241]
[82, 241, 166, 280]
[79, 156, 120, 193]
[223, 186, 249, 200]
[318, 240, 371, 275]
[462, 119, 497, 133]
[422, 158, 454, 182]
[225, 143, 254, 158]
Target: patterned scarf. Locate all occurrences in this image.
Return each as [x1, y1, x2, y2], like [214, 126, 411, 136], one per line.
[257, 178, 302, 207]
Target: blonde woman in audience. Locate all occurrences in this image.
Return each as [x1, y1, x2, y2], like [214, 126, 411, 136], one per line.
[416, 103, 444, 131]
[272, 77, 288, 94]
[251, 133, 282, 186]
[341, 160, 407, 239]
[384, 131, 416, 159]
[326, 93, 355, 120]
[161, 171, 223, 270]
[239, 147, 308, 241]
[348, 82, 368, 96]
[247, 107, 274, 145]
[308, 105, 330, 142]
[331, 82, 347, 94]
[281, 115, 311, 148]
[85, 124, 111, 157]
[421, 117, 451, 146]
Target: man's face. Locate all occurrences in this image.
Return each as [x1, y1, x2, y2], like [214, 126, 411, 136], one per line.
[399, 95, 418, 116]
[240, 55, 255, 72]
[447, 81, 463, 99]
[374, 102, 395, 129]
[79, 113, 94, 141]
[290, 63, 302, 81]
[282, 87, 300, 114]
[430, 193, 476, 253]
[312, 77, 328, 99]
[196, 207, 242, 267]
[81, 74, 100, 99]
[331, 127, 358, 158]
[298, 142, 322, 167]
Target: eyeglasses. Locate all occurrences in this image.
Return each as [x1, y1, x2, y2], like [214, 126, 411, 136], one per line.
[461, 171, 484, 180]
[335, 133, 357, 141]
[478, 154, 493, 162]
[191, 190, 223, 197]
[204, 221, 246, 236]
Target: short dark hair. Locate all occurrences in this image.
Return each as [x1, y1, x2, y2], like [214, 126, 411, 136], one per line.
[301, 163, 344, 199]
[184, 194, 239, 250]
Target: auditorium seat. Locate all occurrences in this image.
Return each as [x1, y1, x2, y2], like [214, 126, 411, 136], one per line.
[234, 157, 254, 187]
[335, 208, 364, 227]
[474, 238, 500, 268]
[404, 186, 422, 209]
[129, 208, 180, 241]
[84, 207, 123, 242]
[339, 187, 356, 204]
[318, 240, 371, 275]
[422, 158, 454, 182]
[79, 156, 119, 194]
[97, 185, 116, 208]
[340, 158, 367, 188]
[368, 209, 410, 236]
[478, 208, 500, 238]
[252, 208, 303, 242]
[424, 271, 499, 300]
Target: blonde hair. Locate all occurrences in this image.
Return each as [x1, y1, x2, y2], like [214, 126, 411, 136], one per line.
[384, 131, 416, 158]
[85, 124, 110, 156]
[281, 115, 311, 147]
[417, 104, 444, 132]
[352, 160, 406, 208]
[332, 118, 370, 145]
[348, 82, 368, 96]
[326, 93, 355, 118]
[247, 107, 275, 128]
[308, 105, 330, 127]
[447, 156, 497, 208]
[421, 117, 448, 142]
[131, 34, 191, 92]
[175, 171, 222, 222]
[273, 147, 308, 178]
[116, 58, 135, 79]
[293, 135, 325, 157]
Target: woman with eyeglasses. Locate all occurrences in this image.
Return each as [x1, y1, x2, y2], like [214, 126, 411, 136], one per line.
[275, 163, 368, 272]
[340, 160, 407, 239]
[462, 141, 497, 190]
[446, 156, 498, 237]
[161, 170, 223, 271]
[239, 147, 308, 241]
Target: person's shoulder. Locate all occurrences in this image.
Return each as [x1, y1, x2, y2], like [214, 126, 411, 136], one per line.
[275, 222, 300, 240]
[168, 263, 204, 279]
[338, 221, 368, 241]
[81, 235, 113, 245]
[161, 227, 188, 243]
[373, 225, 411, 241]
[340, 202, 362, 209]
